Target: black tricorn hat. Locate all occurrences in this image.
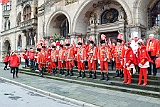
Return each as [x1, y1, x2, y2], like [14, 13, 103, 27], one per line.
[42, 46, 46, 48]
[78, 42, 82, 45]
[65, 43, 70, 46]
[100, 40, 105, 44]
[52, 46, 56, 48]
[90, 40, 94, 44]
[117, 39, 122, 43]
[60, 45, 63, 47]
[37, 48, 41, 52]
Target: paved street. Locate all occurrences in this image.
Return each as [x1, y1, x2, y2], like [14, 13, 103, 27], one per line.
[0, 63, 160, 107]
[0, 80, 79, 107]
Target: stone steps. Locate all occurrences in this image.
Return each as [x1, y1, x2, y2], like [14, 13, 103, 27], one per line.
[19, 67, 160, 98]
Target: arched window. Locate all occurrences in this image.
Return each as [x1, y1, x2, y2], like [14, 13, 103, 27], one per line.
[17, 12, 21, 26]
[18, 35, 22, 47]
[101, 8, 119, 24]
[23, 5, 31, 21]
[150, 1, 160, 27]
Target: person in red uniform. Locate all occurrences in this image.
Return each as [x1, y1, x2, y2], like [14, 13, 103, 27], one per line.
[121, 42, 136, 84]
[98, 34, 111, 81]
[46, 46, 52, 73]
[146, 34, 159, 76]
[87, 36, 98, 79]
[23, 49, 29, 67]
[3, 53, 10, 70]
[113, 33, 124, 78]
[137, 39, 153, 86]
[9, 51, 20, 78]
[29, 48, 35, 70]
[38, 43, 47, 77]
[64, 39, 74, 76]
[76, 38, 87, 78]
[58, 40, 65, 75]
[51, 42, 58, 75]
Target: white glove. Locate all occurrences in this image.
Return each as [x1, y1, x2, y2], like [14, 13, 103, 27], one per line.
[112, 58, 114, 61]
[126, 63, 129, 66]
[48, 56, 50, 58]
[104, 58, 107, 61]
[98, 59, 100, 64]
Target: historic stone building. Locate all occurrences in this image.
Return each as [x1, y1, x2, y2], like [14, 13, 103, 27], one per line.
[1, 0, 160, 61]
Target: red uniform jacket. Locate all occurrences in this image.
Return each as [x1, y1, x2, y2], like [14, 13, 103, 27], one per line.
[23, 51, 29, 59]
[121, 48, 136, 68]
[4, 55, 9, 62]
[37, 50, 46, 64]
[76, 47, 87, 62]
[137, 46, 153, 65]
[9, 54, 20, 67]
[114, 45, 124, 63]
[87, 46, 98, 61]
[51, 49, 58, 62]
[46, 49, 52, 62]
[98, 46, 111, 62]
[64, 47, 74, 61]
[29, 50, 34, 60]
[58, 48, 65, 61]
[146, 38, 158, 56]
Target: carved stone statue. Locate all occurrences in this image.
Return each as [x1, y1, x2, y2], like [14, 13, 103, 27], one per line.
[89, 13, 97, 25]
[118, 8, 125, 20]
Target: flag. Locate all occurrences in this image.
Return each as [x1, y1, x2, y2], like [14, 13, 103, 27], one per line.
[0, 0, 9, 3]
[108, 38, 112, 48]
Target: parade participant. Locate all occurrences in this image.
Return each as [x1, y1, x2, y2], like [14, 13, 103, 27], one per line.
[114, 33, 124, 78]
[121, 42, 136, 84]
[38, 42, 47, 77]
[46, 46, 52, 73]
[23, 49, 29, 67]
[3, 53, 9, 70]
[58, 40, 65, 75]
[146, 34, 159, 76]
[87, 36, 98, 79]
[29, 48, 35, 70]
[51, 42, 58, 75]
[9, 51, 20, 78]
[130, 32, 141, 74]
[64, 39, 74, 76]
[137, 39, 153, 86]
[76, 38, 87, 78]
[98, 34, 111, 81]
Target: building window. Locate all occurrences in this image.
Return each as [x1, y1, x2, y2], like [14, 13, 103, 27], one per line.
[150, 1, 160, 27]
[23, 5, 31, 21]
[17, 12, 21, 26]
[101, 8, 119, 24]
[18, 35, 22, 47]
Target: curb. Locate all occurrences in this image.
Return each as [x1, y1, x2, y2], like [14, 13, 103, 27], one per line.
[0, 76, 99, 107]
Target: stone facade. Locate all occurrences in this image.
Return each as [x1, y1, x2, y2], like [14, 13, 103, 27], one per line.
[1, 0, 160, 61]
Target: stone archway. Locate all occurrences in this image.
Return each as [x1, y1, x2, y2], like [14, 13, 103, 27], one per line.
[72, 0, 132, 33]
[46, 11, 71, 38]
[2, 39, 11, 57]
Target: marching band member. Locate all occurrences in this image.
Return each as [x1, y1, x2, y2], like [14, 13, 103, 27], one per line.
[58, 40, 65, 75]
[122, 42, 136, 84]
[137, 39, 153, 86]
[77, 38, 87, 78]
[87, 36, 98, 79]
[146, 34, 159, 76]
[38, 42, 47, 77]
[98, 34, 111, 81]
[114, 33, 124, 78]
[51, 42, 58, 75]
[64, 39, 74, 76]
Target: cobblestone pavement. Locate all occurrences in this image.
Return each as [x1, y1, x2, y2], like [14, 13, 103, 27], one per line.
[0, 80, 80, 107]
[0, 64, 160, 107]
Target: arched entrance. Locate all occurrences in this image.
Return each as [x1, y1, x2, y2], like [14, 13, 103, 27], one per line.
[47, 13, 69, 39]
[72, 0, 129, 44]
[3, 40, 11, 55]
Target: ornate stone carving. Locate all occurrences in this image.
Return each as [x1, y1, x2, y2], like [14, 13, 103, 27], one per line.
[89, 13, 97, 25]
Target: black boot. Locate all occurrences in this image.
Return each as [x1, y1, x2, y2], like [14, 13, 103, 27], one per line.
[82, 71, 85, 78]
[119, 70, 123, 78]
[100, 72, 104, 80]
[70, 69, 73, 76]
[106, 72, 109, 81]
[115, 70, 119, 77]
[39, 70, 43, 77]
[61, 69, 64, 75]
[93, 71, 96, 79]
[65, 69, 69, 76]
[88, 71, 92, 78]
[59, 69, 62, 74]
[52, 68, 56, 75]
[77, 70, 81, 78]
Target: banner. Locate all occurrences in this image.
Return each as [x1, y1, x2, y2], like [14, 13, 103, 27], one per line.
[0, 0, 9, 3]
